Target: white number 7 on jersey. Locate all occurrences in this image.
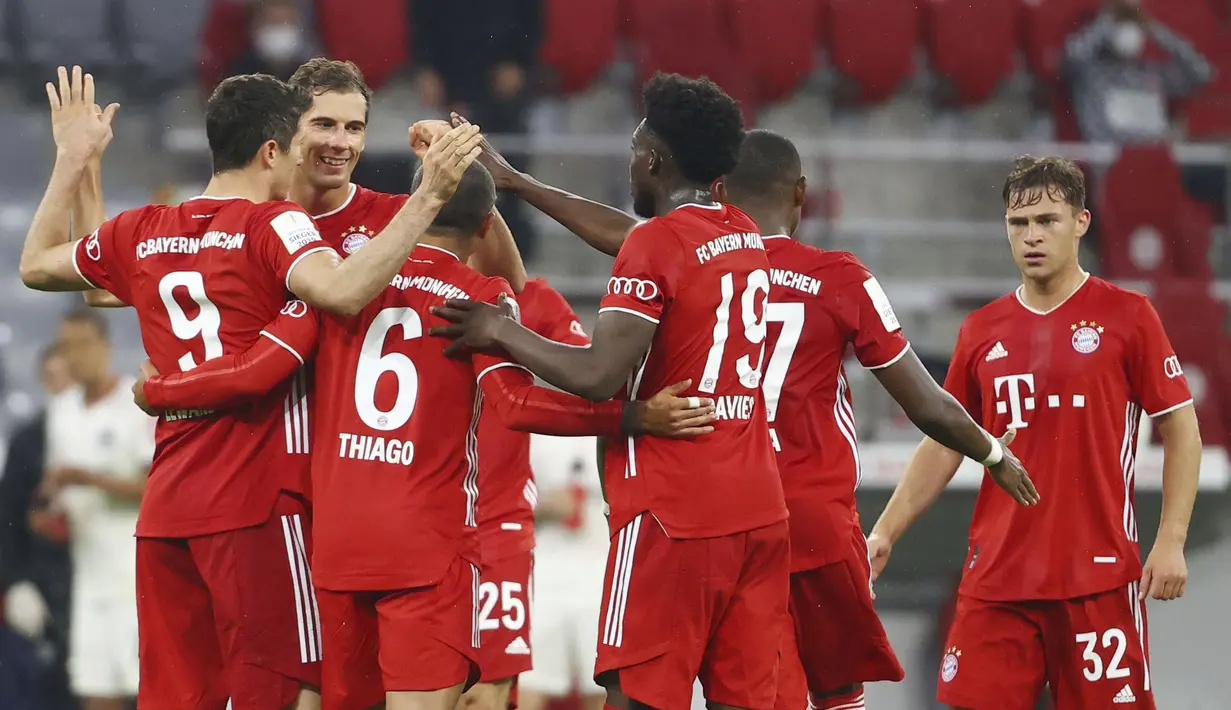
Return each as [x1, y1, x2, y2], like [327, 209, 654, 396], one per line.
[159, 271, 223, 372]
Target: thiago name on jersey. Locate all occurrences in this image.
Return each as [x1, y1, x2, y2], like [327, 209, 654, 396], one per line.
[337, 432, 415, 466]
[136, 232, 246, 259]
[695, 232, 765, 264]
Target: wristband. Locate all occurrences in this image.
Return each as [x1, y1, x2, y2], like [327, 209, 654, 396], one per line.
[980, 433, 1004, 467]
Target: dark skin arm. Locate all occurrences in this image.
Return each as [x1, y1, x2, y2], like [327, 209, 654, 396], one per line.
[452, 112, 637, 257]
[431, 297, 657, 402]
[873, 348, 1039, 505]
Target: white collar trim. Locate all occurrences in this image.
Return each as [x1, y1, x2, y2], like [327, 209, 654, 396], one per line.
[1015, 271, 1091, 315]
[313, 183, 358, 219]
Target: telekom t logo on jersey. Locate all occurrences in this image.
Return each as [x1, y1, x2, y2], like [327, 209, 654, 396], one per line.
[993, 373, 1087, 429]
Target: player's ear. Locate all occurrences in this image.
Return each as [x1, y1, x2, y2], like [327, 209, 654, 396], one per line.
[648, 149, 661, 176]
[712, 178, 728, 204]
[794, 176, 807, 208]
[1074, 208, 1091, 239]
[260, 139, 279, 169]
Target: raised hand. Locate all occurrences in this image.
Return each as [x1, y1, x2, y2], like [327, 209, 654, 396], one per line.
[413, 122, 484, 203]
[409, 119, 453, 160]
[46, 65, 119, 163]
[450, 112, 518, 189]
[987, 428, 1040, 506]
[633, 379, 716, 438]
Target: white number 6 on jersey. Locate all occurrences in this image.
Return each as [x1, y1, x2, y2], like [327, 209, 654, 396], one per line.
[355, 307, 423, 431]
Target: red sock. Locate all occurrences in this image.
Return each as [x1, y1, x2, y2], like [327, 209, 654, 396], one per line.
[815, 685, 866, 710]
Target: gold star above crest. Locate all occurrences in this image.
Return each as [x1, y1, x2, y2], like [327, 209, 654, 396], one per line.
[1097, 326, 1105, 333]
[1071, 323, 1078, 331]
[1080, 320, 1088, 326]
[348, 225, 356, 231]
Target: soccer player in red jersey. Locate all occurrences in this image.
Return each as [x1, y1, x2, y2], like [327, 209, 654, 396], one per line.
[867, 156, 1203, 710]
[19, 66, 482, 710]
[712, 130, 1037, 710]
[434, 74, 794, 710]
[129, 162, 715, 710]
[466, 277, 594, 710]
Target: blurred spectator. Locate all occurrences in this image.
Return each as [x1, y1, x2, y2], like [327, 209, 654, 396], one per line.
[43, 309, 153, 710]
[1063, 0, 1212, 144]
[0, 344, 76, 710]
[227, 0, 314, 81]
[409, 0, 542, 258]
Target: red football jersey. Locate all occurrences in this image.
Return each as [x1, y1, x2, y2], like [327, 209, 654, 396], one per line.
[946, 275, 1193, 601]
[71, 196, 331, 537]
[310, 244, 522, 591]
[313, 183, 410, 256]
[477, 277, 591, 563]
[762, 236, 910, 571]
[598, 203, 787, 539]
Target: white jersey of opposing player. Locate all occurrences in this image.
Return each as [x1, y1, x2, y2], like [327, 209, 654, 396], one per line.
[523, 434, 609, 696]
[46, 375, 155, 602]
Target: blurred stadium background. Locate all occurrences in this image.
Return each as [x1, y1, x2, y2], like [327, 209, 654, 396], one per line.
[1, 0, 1230, 708]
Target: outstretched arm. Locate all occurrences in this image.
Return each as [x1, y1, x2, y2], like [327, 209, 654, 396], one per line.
[139, 336, 306, 412]
[286, 124, 484, 316]
[481, 367, 715, 437]
[435, 304, 657, 402]
[72, 159, 126, 307]
[452, 112, 638, 257]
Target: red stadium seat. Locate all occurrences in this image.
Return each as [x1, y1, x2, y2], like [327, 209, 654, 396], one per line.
[314, 0, 408, 89]
[1019, 0, 1101, 85]
[1097, 145, 1186, 279]
[1147, 279, 1228, 446]
[726, 0, 821, 105]
[925, 0, 1018, 104]
[198, 0, 250, 89]
[626, 0, 753, 115]
[540, 0, 621, 94]
[826, 0, 919, 104]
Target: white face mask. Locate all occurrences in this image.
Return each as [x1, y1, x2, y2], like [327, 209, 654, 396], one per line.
[255, 24, 303, 62]
[1111, 21, 1146, 59]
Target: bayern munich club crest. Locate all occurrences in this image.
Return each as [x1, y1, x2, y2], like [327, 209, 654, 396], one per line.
[941, 647, 961, 683]
[341, 225, 372, 254]
[1071, 320, 1104, 354]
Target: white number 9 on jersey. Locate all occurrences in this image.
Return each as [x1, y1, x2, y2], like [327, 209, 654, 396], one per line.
[698, 269, 770, 394]
[355, 307, 423, 431]
[159, 271, 223, 372]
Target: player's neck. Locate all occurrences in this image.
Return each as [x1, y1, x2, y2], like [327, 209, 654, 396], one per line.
[291, 179, 351, 217]
[81, 372, 119, 405]
[656, 185, 715, 216]
[419, 234, 472, 263]
[740, 206, 793, 238]
[1019, 263, 1088, 312]
[202, 172, 277, 204]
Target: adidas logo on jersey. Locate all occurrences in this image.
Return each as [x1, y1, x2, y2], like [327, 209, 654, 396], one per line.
[505, 636, 530, 655]
[985, 341, 1009, 362]
[1113, 684, 1137, 703]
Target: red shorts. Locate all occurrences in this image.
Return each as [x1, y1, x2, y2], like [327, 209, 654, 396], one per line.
[477, 551, 534, 682]
[317, 555, 481, 710]
[595, 516, 790, 710]
[776, 528, 903, 710]
[135, 492, 321, 710]
[937, 583, 1154, 710]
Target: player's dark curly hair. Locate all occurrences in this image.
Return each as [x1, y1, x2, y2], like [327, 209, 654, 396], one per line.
[1002, 155, 1086, 212]
[205, 74, 312, 174]
[643, 73, 745, 185]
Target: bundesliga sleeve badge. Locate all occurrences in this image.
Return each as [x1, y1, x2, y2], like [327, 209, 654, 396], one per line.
[941, 646, 961, 683]
[1071, 320, 1104, 354]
